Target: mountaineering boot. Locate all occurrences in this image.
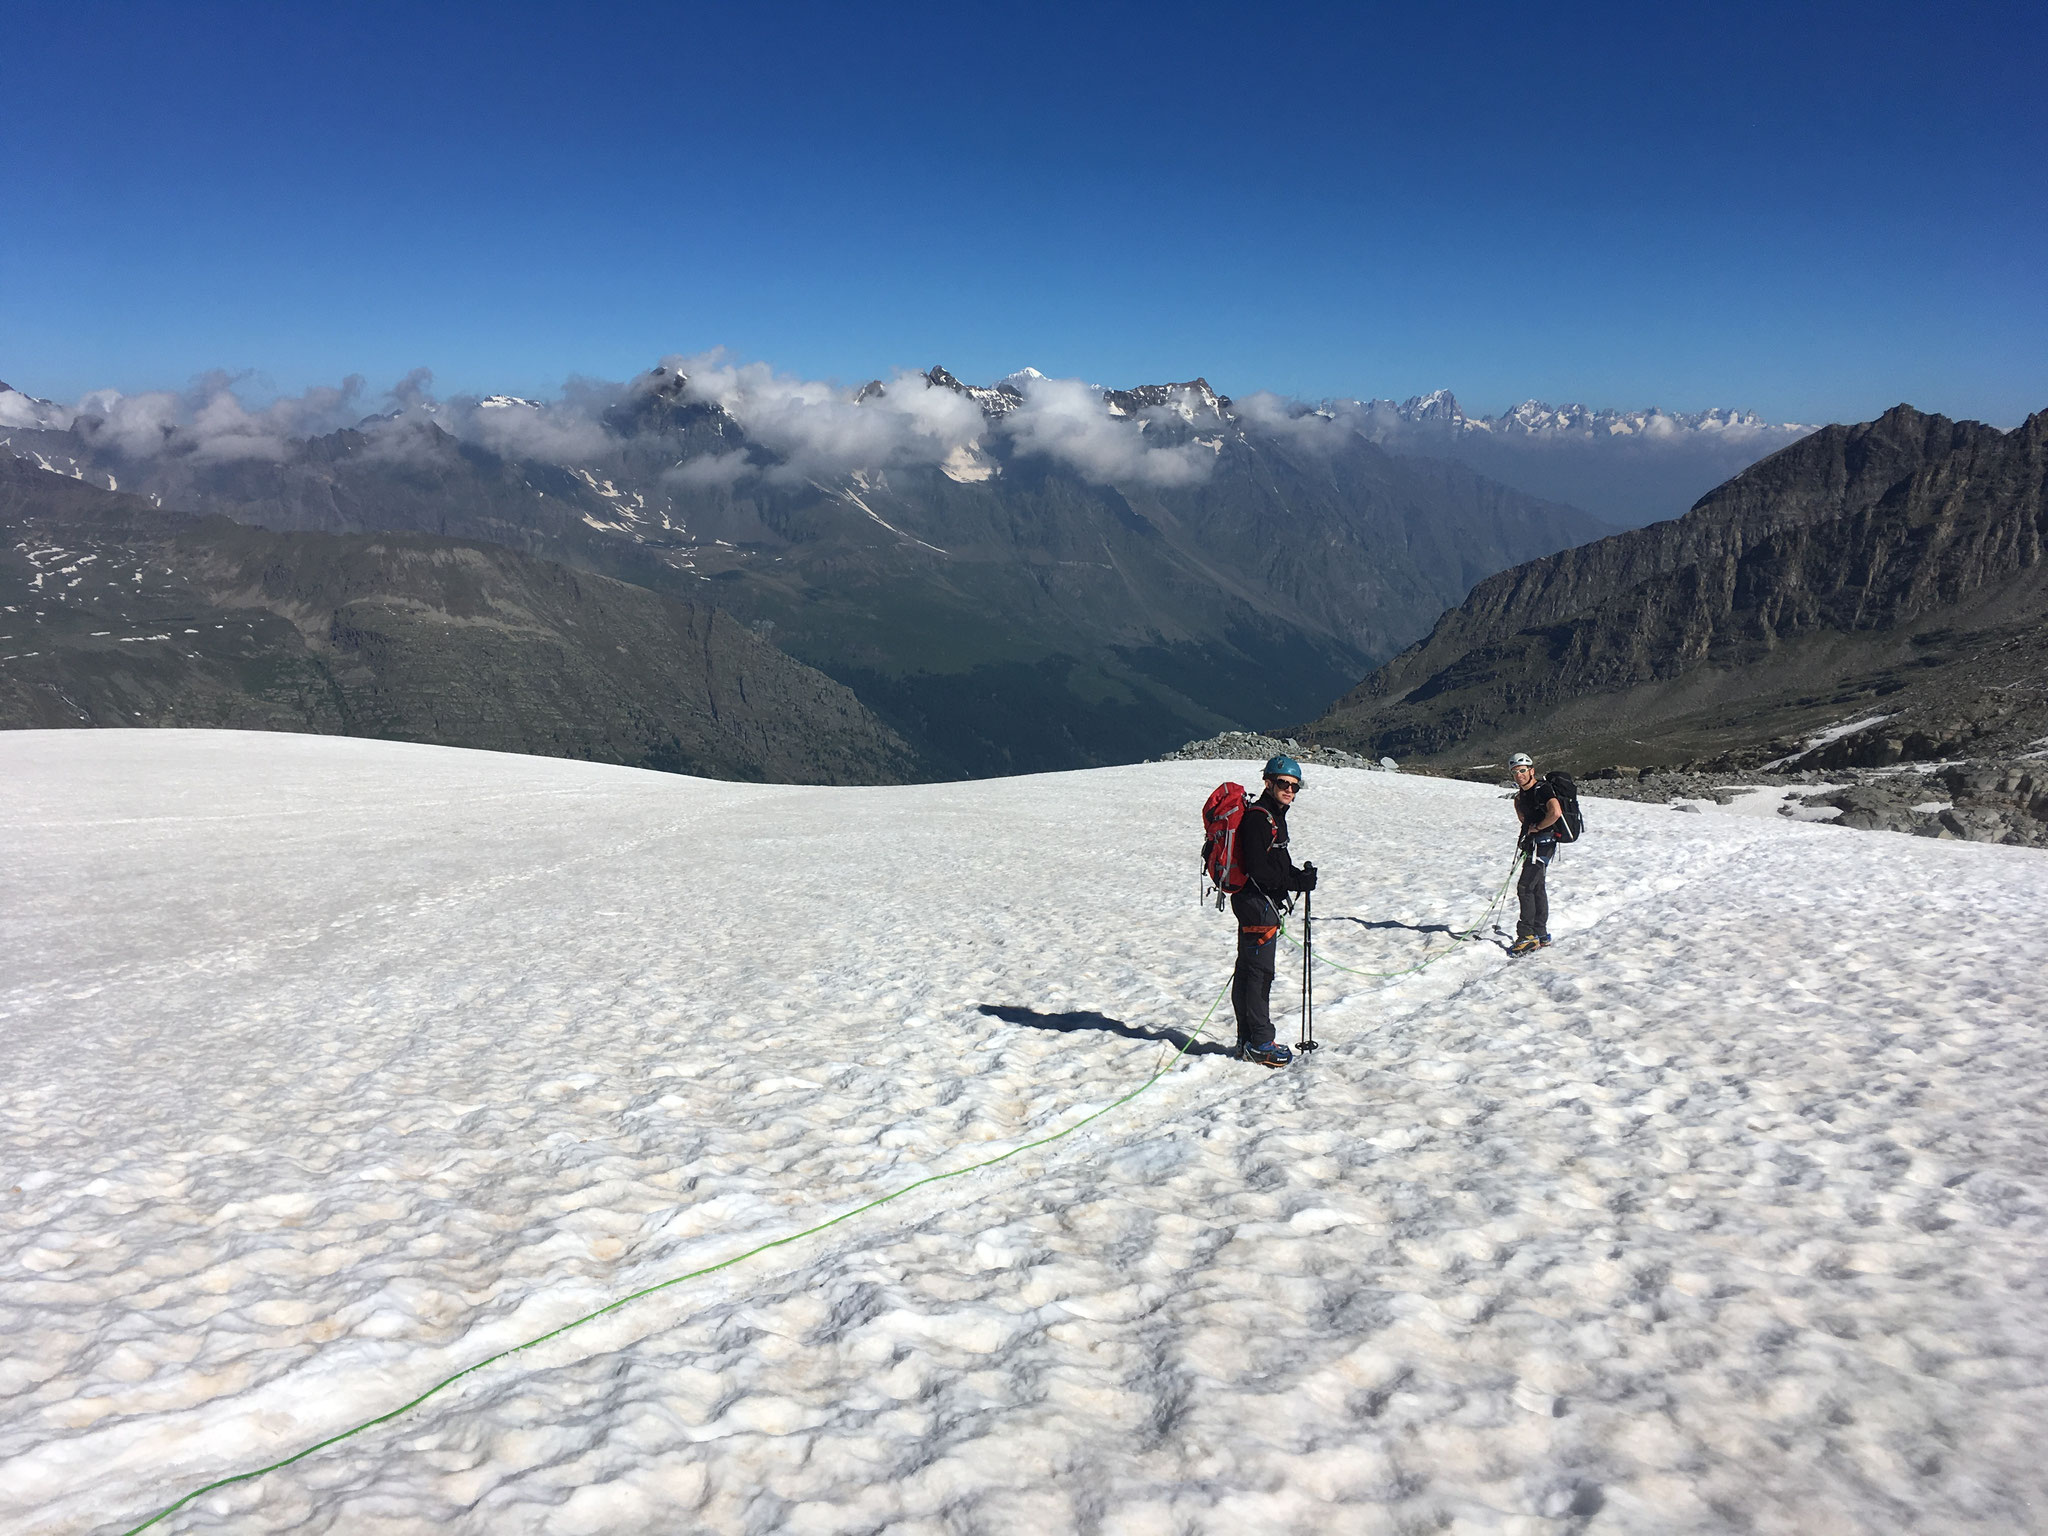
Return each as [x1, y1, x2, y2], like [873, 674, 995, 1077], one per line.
[1538, 934, 1553, 948]
[1507, 935, 1542, 956]
[1239, 1040, 1294, 1068]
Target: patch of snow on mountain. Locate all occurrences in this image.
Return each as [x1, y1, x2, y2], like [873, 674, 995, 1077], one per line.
[940, 443, 997, 483]
[5, 732, 2046, 1533]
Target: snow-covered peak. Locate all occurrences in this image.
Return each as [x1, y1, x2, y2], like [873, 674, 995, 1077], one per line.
[1397, 388, 1464, 426]
[924, 365, 1025, 417]
[477, 396, 542, 411]
[1380, 392, 1812, 439]
[1102, 378, 1232, 423]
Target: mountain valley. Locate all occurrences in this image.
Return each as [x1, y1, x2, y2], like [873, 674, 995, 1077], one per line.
[4, 366, 1611, 776]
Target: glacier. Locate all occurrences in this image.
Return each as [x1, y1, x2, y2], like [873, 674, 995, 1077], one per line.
[3, 731, 2045, 1533]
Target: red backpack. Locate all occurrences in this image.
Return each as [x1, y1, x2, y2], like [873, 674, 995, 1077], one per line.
[1200, 782, 1274, 903]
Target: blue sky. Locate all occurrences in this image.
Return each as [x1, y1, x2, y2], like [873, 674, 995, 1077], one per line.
[6, 0, 2043, 424]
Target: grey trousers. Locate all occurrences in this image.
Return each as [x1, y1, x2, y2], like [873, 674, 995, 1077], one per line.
[1229, 889, 1282, 1046]
[1517, 841, 1554, 939]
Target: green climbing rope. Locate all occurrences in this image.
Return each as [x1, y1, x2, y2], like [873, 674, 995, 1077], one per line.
[116, 981, 1232, 1536]
[117, 854, 1519, 1531]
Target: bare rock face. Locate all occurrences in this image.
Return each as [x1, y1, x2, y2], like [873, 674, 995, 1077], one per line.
[1303, 405, 2048, 769]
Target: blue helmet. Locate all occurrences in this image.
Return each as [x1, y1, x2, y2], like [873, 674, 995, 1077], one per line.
[1263, 754, 1303, 783]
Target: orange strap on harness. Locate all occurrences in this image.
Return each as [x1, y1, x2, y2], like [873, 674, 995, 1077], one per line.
[1240, 924, 1279, 940]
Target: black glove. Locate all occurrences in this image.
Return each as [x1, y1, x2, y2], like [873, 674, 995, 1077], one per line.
[1297, 861, 1319, 892]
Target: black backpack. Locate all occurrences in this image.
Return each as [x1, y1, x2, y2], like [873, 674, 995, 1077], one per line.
[1546, 771, 1585, 843]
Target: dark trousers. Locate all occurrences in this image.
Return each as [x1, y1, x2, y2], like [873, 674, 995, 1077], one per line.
[1229, 889, 1282, 1046]
[1517, 841, 1553, 939]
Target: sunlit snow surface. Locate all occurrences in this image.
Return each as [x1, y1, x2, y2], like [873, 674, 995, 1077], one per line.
[5, 731, 2047, 1534]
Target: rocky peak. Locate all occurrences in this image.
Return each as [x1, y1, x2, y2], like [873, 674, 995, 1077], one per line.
[1396, 389, 1465, 426]
[1102, 378, 1232, 422]
[641, 364, 690, 401]
[602, 363, 733, 440]
[924, 365, 1024, 417]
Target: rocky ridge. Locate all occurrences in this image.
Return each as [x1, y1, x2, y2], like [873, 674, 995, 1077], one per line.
[1570, 758, 2048, 847]
[1303, 404, 2048, 771]
[1372, 390, 1811, 440]
[1151, 730, 1394, 772]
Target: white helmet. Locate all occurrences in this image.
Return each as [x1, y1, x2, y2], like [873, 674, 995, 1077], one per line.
[1510, 752, 1534, 767]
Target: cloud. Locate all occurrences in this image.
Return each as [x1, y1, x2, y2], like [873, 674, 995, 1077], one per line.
[1231, 390, 1374, 455]
[668, 352, 986, 483]
[0, 387, 70, 430]
[17, 357, 1228, 490]
[386, 367, 435, 412]
[1001, 375, 1215, 487]
[60, 373, 367, 461]
[654, 353, 1214, 488]
[434, 392, 617, 464]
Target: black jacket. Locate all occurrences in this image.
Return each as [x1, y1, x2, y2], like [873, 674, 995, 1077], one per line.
[1514, 781, 1562, 841]
[1238, 791, 1310, 896]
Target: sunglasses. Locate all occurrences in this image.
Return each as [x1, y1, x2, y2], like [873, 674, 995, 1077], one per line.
[1272, 778, 1302, 792]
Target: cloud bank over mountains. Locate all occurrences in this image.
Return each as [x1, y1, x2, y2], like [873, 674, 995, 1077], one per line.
[1, 358, 1232, 489]
[0, 372, 371, 462]
[0, 358, 1818, 511]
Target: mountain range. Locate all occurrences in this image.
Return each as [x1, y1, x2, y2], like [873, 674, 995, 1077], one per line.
[2, 365, 1616, 777]
[1350, 390, 1817, 528]
[1305, 404, 2048, 772]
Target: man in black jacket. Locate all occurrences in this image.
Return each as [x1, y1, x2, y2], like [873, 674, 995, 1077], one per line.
[1230, 755, 1318, 1067]
[1509, 752, 1561, 956]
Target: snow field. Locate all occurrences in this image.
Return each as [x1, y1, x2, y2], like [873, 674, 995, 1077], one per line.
[3, 730, 2046, 1533]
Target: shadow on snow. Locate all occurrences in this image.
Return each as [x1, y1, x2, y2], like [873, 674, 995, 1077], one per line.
[976, 1003, 1236, 1057]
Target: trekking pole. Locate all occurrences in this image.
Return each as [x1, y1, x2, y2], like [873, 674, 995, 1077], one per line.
[1297, 886, 1318, 1053]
